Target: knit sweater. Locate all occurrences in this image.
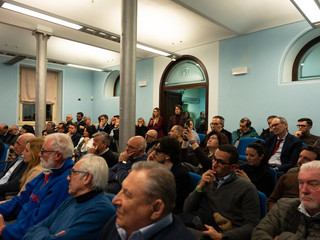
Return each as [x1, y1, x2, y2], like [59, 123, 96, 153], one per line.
[23, 192, 116, 240]
[0, 158, 74, 240]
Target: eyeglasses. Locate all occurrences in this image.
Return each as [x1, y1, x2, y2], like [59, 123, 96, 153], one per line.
[297, 124, 308, 128]
[154, 148, 164, 155]
[40, 149, 58, 155]
[212, 156, 233, 168]
[69, 170, 87, 177]
[145, 134, 155, 139]
[210, 123, 220, 126]
[270, 123, 283, 128]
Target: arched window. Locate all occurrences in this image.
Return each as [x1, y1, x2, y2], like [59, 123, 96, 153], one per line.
[292, 36, 320, 81]
[104, 70, 120, 97]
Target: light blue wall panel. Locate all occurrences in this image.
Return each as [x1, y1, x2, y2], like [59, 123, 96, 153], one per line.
[219, 21, 320, 135]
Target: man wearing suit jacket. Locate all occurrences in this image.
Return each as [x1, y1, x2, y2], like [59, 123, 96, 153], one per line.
[0, 133, 35, 200]
[266, 117, 302, 174]
[148, 136, 194, 215]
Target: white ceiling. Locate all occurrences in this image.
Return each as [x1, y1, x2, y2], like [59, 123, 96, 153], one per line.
[0, 0, 305, 70]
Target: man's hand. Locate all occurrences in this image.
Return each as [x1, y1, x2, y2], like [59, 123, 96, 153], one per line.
[118, 151, 134, 163]
[183, 126, 195, 141]
[0, 214, 6, 236]
[295, 131, 303, 138]
[202, 224, 223, 240]
[197, 170, 215, 191]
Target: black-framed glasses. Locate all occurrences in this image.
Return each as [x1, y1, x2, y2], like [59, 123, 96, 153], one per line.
[270, 123, 283, 128]
[145, 134, 155, 139]
[40, 149, 58, 155]
[154, 148, 164, 154]
[297, 124, 308, 128]
[69, 170, 87, 177]
[212, 156, 233, 167]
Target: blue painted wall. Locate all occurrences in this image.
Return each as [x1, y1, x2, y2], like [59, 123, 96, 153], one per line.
[219, 21, 320, 135]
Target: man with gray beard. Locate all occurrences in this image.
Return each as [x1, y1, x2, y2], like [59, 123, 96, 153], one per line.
[0, 133, 74, 240]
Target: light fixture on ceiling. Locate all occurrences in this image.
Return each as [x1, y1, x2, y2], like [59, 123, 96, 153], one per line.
[67, 64, 103, 72]
[290, 0, 320, 28]
[136, 44, 170, 57]
[0, 1, 82, 30]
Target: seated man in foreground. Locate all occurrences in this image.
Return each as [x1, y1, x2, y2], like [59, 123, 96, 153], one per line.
[23, 154, 116, 240]
[106, 136, 147, 194]
[99, 161, 195, 240]
[0, 133, 74, 239]
[252, 160, 320, 239]
[183, 144, 260, 240]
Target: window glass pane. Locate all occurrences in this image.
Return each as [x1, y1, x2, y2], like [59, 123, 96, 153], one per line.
[299, 42, 320, 80]
[165, 60, 205, 86]
[22, 104, 53, 121]
[114, 76, 120, 96]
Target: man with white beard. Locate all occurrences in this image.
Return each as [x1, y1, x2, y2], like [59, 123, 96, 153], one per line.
[0, 133, 74, 240]
[252, 160, 320, 239]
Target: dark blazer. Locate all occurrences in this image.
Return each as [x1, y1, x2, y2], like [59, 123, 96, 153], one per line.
[171, 162, 194, 215]
[265, 133, 302, 172]
[5, 133, 20, 146]
[221, 128, 232, 144]
[71, 133, 82, 147]
[99, 150, 119, 168]
[0, 156, 28, 199]
[98, 214, 195, 240]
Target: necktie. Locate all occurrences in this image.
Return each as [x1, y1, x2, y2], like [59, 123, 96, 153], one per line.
[272, 138, 283, 155]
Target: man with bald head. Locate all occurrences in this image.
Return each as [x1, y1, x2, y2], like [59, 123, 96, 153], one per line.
[0, 133, 35, 200]
[106, 136, 147, 194]
[145, 129, 158, 154]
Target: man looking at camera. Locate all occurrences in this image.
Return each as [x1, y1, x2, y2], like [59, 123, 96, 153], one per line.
[183, 144, 260, 240]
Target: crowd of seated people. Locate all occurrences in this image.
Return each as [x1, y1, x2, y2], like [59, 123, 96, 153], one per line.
[0, 111, 319, 239]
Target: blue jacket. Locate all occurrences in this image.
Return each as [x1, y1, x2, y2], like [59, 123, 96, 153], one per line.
[23, 192, 116, 240]
[0, 158, 74, 240]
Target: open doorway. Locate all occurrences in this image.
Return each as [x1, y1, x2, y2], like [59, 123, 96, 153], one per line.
[159, 55, 209, 134]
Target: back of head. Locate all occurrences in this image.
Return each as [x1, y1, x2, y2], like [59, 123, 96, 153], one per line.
[132, 161, 176, 214]
[157, 136, 180, 163]
[217, 144, 239, 164]
[21, 133, 36, 144]
[45, 133, 74, 159]
[21, 125, 35, 134]
[175, 125, 184, 135]
[79, 154, 109, 191]
[131, 135, 147, 152]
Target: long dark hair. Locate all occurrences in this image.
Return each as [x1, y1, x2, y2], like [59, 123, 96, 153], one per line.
[246, 140, 268, 166]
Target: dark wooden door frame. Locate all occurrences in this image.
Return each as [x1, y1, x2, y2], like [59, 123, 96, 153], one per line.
[159, 55, 209, 134]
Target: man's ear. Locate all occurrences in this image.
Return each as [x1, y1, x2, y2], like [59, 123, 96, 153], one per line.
[83, 172, 93, 186]
[150, 199, 165, 220]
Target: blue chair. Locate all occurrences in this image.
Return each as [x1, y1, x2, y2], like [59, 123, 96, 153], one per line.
[258, 191, 267, 218]
[188, 172, 202, 189]
[198, 134, 206, 144]
[237, 138, 265, 161]
[0, 145, 10, 173]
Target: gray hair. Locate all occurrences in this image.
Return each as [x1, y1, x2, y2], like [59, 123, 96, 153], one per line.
[276, 117, 287, 124]
[79, 154, 109, 191]
[45, 133, 74, 159]
[130, 136, 147, 151]
[131, 161, 176, 214]
[300, 160, 320, 172]
[93, 132, 110, 145]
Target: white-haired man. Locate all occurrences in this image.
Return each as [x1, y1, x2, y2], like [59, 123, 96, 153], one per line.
[252, 160, 320, 239]
[0, 133, 74, 239]
[23, 154, 116, 239]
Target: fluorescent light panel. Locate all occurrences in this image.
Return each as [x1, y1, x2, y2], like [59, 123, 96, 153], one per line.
[292, 0, 320, 23]
[67, 64, 103, 72]
[137, 44, 170, 56]
[2, 2, 82, 30]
